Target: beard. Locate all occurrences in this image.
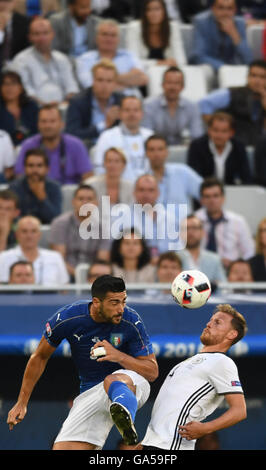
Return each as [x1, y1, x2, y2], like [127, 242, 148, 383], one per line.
[98, 304, 122, 324]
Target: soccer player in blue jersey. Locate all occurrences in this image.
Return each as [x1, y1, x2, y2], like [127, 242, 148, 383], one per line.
[7, 275, 158, 449]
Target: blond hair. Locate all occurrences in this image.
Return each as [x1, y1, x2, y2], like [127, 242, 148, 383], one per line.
[214, 304, 248, 345]
[92, 59, 118, 78]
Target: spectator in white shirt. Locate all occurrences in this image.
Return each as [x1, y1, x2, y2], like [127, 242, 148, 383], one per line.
[0, 129, 16, 182]
[11, 16, 79, 105]
[93, 95, 153, 181]
[195, 177, 255, 268]
[0, 215, 69, 285]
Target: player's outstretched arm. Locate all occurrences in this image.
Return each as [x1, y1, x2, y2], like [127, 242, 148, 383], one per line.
[178, 393, 247, 441]
[7, 336, 56, 430]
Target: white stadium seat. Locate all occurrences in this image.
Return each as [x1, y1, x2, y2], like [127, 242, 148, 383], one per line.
[246, 24, 264, 60]
[224, 185, 266, 235]
[61, 184, 78, 213]
[147, 65, 208, 101]
[167, 145, 188, 163]
[75, 263, 90, 284]
[218, 65, 248, 88]
[179, 23, 194, 61]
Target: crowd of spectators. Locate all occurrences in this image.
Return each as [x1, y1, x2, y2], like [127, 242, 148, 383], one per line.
[1, 0, 266, 291]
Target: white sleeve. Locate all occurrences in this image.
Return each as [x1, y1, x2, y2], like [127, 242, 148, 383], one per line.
[209, 356, 244, 395]
[1, 133, 16, 169]
[41, 252, 69, 285]
[237, 216, 255, 260]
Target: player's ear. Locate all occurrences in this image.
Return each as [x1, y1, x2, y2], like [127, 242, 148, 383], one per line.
[228, 329, 238, 343]
[92, 297, 101, 308]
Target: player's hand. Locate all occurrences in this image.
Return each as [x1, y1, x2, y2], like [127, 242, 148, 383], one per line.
[7, 402, 27, 430]
[92, 339, 123, 363]
[178, 421, 208, 440]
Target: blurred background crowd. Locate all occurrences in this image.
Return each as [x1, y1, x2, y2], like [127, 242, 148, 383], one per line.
[1, 0, 266, 293]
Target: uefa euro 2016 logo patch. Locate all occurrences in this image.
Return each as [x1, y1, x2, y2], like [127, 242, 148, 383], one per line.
[46, 322, 52, 337]
[110, 333, 123, 348]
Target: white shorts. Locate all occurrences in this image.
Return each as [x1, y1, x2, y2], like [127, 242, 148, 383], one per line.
[54, 369, 151, 449]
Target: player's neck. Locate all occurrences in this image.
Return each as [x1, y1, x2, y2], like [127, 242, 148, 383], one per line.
[201, 344, 229, 353]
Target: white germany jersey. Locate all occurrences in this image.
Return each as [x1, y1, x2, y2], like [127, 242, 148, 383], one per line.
[142, 352, 243, 450]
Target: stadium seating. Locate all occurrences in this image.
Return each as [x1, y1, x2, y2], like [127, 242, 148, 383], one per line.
[39, 224, 51, 248]
[167, 145, 188, 163]
[224, 185, 266, 235]
[246, 24, 264, 60]
[147, 64, 208, 101]
[75, 262, 90, 284]
[179, 23, 194, 61]
[61, 184, 78, 212]
[217, 65, 248, 88]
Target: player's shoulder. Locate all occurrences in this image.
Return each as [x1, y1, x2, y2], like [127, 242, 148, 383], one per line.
[51, 299, 90, 324]
[122, 305, 145, 328]
[205, 352, 238, 370]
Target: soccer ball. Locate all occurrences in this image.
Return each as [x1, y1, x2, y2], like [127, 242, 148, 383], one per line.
[171, 270, 211, 309]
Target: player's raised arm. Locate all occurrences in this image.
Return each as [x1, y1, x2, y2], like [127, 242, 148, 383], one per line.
[7, 336, 56, 430]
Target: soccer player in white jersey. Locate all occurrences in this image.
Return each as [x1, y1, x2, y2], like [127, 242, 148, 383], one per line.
[141, 304, 247, 451]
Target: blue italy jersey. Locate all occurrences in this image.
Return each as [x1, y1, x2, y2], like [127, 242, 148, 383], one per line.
[43, 300, 154, 394]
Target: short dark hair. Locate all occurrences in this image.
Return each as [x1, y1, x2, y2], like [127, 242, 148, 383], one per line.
[214, 304, 248, 345]
[208, 111, 235, 130]
[162, 66, 184, 84]
[73, 184, 97, 198]
[200, 177, 225, 196]
[91, 275, 126, 300]
[157, 251, 182, 269]
[87, 260, 113, 278]
[0, 189, 19, 208]
[145, 134, 168, 150]
[24, 148, 49, 167]
[9, 260, 33, 276]
[249, 59, 266, 71]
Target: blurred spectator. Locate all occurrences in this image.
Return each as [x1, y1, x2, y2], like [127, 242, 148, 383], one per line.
[190, 0, 253, 78]
[126, 0, 186, 70]
[65, 59, 122, 144]
[93, 0, 136, 22]
[49, 184, 110, 280]
[14, 0, 61, 17]
[110, 227, 156, 283]
[249, 217, 266, 281]
[177, 0, 212, 23]
[87, 258, 112, 283]
[49, 0, 98, 57]
[199, 59, 266, 146]
[237, 1, 266, 21]
[0, 188, 20, 252]
[156, 250, 182, 282]
[11, 16, 79, 105]
[196, 177, 255, 268]
[85, 147, 134, 213]
[75, 19, 148, 95]
[144, 134, 202, 214]
[0, 129, 16, 181]
[0, 70, 38, 145]
[9, 148, 62, 224]
[227, 258, 254, 282]
[0, 0, 30, 71]
[188, 111, 252, 184]
[142, 66, 204, 145]
[14, 103, 93, 184]
[93, 95, 153, 181]
[8, 259, 35, 284]
[129, 174, 182, 263]
[254, 134, 266, 187]
[178, 214, 227, 289]
[0, 215, 69, 285]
